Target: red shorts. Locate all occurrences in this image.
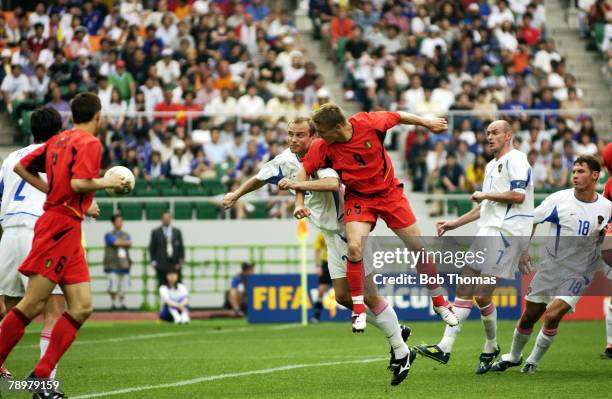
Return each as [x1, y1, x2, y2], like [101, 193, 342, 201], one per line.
[343, 184, 416, 229]
[19, 211, 89, 285]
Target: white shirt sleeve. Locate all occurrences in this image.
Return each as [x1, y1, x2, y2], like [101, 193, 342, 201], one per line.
[315, 167, 339, 179]
[256, 155, 283, 184]
[159, 285, 171, 304]
[533, 192, 560, 224]
[507, 153, 531, 194]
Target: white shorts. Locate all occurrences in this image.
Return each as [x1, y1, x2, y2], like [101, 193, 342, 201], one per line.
[525, 270, 592, 312]
[321, 229, 374, 280]
[0, 226, 62, 297]
[107, 271, 129, 295]
[468, 227, 528, 280]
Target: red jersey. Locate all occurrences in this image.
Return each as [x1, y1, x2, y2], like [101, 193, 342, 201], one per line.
[303, 111, 401, 195]
[604, 178, 612, 202]
[20, 129, 102, 220]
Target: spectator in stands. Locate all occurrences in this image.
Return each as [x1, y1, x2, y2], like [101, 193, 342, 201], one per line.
[352, 0, 380, 32]
[576, 131, 598, 155]
[430, 152, 466, 216]
[103, 214, 132, 311]
[204, 129, 230, 167]
[150, 211, 185, 287]
[329, 7, 354, 51]
[207, 88, 237, 127]
[547, 153, 569, 190]
[238, 83, 266, 124]
[1, 64, 29, 112]
[228, 262, 255, 317]
[466, 154, 487, 191]
[159, 268, 190, 324]
[420, 25, 447, 59]
[29, 63, 49, 102]
[156, 47, 181, 86]
[247, 0, 270, 22]
[109, 59, 135, 101]
[170, 140, 193, 179]
[528, 148, 548, 189]
[145, 150, 168, 181]
[234, 140, 263, 180]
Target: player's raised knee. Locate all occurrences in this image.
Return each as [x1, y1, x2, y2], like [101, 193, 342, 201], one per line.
[347, 242, 362, 261]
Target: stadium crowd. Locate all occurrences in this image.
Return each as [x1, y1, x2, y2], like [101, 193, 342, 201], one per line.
[0, 0, 608, 219]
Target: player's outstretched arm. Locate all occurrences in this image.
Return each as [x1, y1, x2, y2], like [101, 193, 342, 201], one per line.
[14, 163, 48, 193]
[278, 177, 340, 192]
[222, 176, 266, 209]
[472, 190, 525, 204]
[437, 204, 481, 236]
[71, 174, 128, 193]
[397, 111, 448, 133]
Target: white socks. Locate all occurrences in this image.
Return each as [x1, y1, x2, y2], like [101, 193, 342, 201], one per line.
[480, 303, 498, 353]
[438, 298, 473, 353]
[40, 329, 58, 380]
[366, 300, 408, 358]
[508, 326, 532, 362]
[526, 328, 557, 365]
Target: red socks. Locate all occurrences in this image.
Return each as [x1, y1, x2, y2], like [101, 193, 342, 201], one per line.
[34, 313, 81, 378]
[346, 259, 365, 314]
[416, 260, 448, 307]
[0, 308, 31, 365]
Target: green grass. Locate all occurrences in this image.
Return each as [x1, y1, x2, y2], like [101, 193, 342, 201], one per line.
[4, 320, 611, 398]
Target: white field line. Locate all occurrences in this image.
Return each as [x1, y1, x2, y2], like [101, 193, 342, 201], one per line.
[71, 357, 386, 399]
[17, 324, 307, 349]
[16, 332, 196, 349]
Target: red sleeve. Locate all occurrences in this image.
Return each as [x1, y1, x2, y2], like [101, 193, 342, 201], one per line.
[71, 137, 102, 179]
[302, 139, 328, 175]
[367, 111, 401, 132]
[20, 143, 48, 173]
[604, 178, 612, 202]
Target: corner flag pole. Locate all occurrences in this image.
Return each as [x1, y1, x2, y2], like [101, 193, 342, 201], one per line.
[296, 219, 309, 325]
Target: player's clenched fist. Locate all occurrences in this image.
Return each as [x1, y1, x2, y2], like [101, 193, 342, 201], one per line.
[471, 191, 487, 203]
[425, 117, 448, 133]
[293, 205, 311, 219]
[278, 178, 296, 190]
[222, 192, 238, 209]
[436, 220, 457, 236]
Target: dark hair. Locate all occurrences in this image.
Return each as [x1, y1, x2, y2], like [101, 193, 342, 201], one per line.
[111, 214, 123, 224]
[30, 107, 62, 143]
[574, 155, 601, 173]
[241, 262, 254, 272]
[71, 92, 101, 123]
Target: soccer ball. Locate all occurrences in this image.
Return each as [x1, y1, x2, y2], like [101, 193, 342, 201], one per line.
[104, 166, 136, 197]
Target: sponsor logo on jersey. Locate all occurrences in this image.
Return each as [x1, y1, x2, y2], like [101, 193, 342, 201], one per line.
[45, 259, 53, 269]
[364, 140, 372, 149]
[498, 164, 503, 173]
[599, 215, 605, 225]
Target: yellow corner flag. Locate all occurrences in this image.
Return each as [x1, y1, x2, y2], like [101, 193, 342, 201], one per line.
[297, 219, 308, 325]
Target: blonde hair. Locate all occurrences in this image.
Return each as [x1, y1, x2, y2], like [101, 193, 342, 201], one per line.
[289, 117, 316, 136]
[311, 103, 347, 129]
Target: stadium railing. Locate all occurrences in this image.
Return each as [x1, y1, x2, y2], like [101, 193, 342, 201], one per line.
[35, 108, 601, 138]
[85, 244, 308, 310]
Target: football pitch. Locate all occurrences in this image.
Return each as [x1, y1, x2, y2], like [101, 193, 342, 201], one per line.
[5, 319, 611, 399]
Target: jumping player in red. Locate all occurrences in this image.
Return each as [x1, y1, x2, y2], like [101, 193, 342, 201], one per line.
[0, 92, 128, 399]
[601, 142, 612, 359]
[293, 104, 458, 336]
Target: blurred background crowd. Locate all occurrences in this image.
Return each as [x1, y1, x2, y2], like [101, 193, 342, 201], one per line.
[0, 0, 609, 219]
